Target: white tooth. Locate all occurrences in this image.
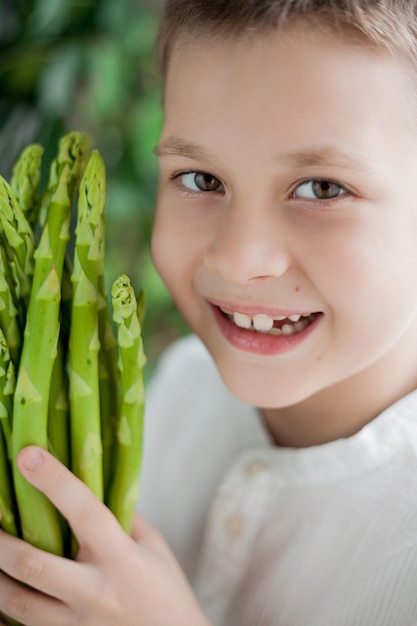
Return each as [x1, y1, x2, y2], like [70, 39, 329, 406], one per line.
[302, 313, 312, 318]
[253, 314, 274, 332]
[289, 314, 301, 322]
[282, 324, 295, 336]
[233, 312, 252, 329]
[275, 315, 287, 321]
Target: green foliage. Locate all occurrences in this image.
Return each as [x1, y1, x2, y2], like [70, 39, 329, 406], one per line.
[0, 0, 184, 369]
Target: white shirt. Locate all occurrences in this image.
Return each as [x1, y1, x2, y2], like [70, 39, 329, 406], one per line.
[139, 335, 417, 626]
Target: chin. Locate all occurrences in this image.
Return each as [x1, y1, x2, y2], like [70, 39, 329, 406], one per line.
[216, 359, 317, 409]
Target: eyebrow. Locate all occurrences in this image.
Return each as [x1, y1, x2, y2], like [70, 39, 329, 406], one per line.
[154, 137, 371, 173]
[279, 147, 371, 173]
[154, 138, 217, 164]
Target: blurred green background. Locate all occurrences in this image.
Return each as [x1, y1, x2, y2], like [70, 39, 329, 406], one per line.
[0, 0, 188, 372]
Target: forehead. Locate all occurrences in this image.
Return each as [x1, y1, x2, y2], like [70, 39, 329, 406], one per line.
[162, 27, 417, 157]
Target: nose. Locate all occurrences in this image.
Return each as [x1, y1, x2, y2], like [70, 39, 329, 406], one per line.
[204, 201, 292, 285]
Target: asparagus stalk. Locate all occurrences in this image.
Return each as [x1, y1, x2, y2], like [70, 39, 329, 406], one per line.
[98, 272, 119, 498]
[0, 330, 15, 451]
[38, 132, 91, 229]
[11, 183, 70, 554]
[12, 133, 91, 554]
[10, 144, 44, 229]
[98, 312, 119, 499]
[0, 443, 19, 538]
[48, 339, 72, 557]
[60, 254, 73, 343]
[0, 431, 18, 538]
[48, 341, 70, 468]
[0, 178, 36, 318]
[68, 151, 105, 501]
[0, 331, 19, 538]
[107, 274, 146, 533]
[0, 247, 21, 367]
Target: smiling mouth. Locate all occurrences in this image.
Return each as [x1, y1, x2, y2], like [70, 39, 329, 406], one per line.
[218, 307, 322, 336]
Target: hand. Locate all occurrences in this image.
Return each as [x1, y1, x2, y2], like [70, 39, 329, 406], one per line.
[0, 446, 211, 626]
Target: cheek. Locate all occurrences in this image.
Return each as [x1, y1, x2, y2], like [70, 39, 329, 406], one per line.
[314, 225, 417, 362]
[308, 220, 411, 314]
[151, 207, 203, 318]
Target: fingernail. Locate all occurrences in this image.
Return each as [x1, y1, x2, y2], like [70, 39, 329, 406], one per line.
[22, 447, 44, 471]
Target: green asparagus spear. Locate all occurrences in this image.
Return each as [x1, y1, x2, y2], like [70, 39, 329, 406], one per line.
[0, 177, 36, 317]
[12, 133, 91, 555]
[0, 330, 18, 537]
[0, 329, 15, 451]
[107, 274, 146, 533]
[98, 272, 119, 499]
[69, 151, 105, 501]
[60, 254, 73, 343]
[48, 341, 72, 557]
[0, 429, 19, 537]
[11, 144, 44, 229]
[98, 311, 119, 499]
[48, 341, 70, 468]
[0, 247, 21, 366]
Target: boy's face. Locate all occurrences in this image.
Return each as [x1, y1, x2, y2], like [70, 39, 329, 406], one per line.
[152, 26, 417, 411]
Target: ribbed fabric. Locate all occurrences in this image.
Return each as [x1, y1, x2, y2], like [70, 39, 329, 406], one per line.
[139, 335, 417, 626]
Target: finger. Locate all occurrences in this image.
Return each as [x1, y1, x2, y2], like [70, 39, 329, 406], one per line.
[0, 570, 70, 626]
[17, 446, 124, 557]
[0, 527, 80, 602]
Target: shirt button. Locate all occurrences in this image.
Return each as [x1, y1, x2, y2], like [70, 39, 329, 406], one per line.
[245, 460, 268, 477]
[224, 514, 244, 537]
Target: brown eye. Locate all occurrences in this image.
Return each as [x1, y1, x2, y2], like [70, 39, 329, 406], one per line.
[294, 179, 346, 200]
[180, 171, 224, 192]
[312, 181, 342, 199]
[195, 173, 222, 191]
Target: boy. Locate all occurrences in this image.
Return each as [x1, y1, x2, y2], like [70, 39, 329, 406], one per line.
[1, 0, 417, 624]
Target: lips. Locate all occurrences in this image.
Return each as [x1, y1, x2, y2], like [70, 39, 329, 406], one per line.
[209, 301, 323, 355]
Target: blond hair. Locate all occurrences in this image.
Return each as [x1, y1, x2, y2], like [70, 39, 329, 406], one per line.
[157, 0, 417, 79]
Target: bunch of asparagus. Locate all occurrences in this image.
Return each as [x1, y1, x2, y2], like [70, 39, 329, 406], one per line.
[0, 132, 146, 559]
